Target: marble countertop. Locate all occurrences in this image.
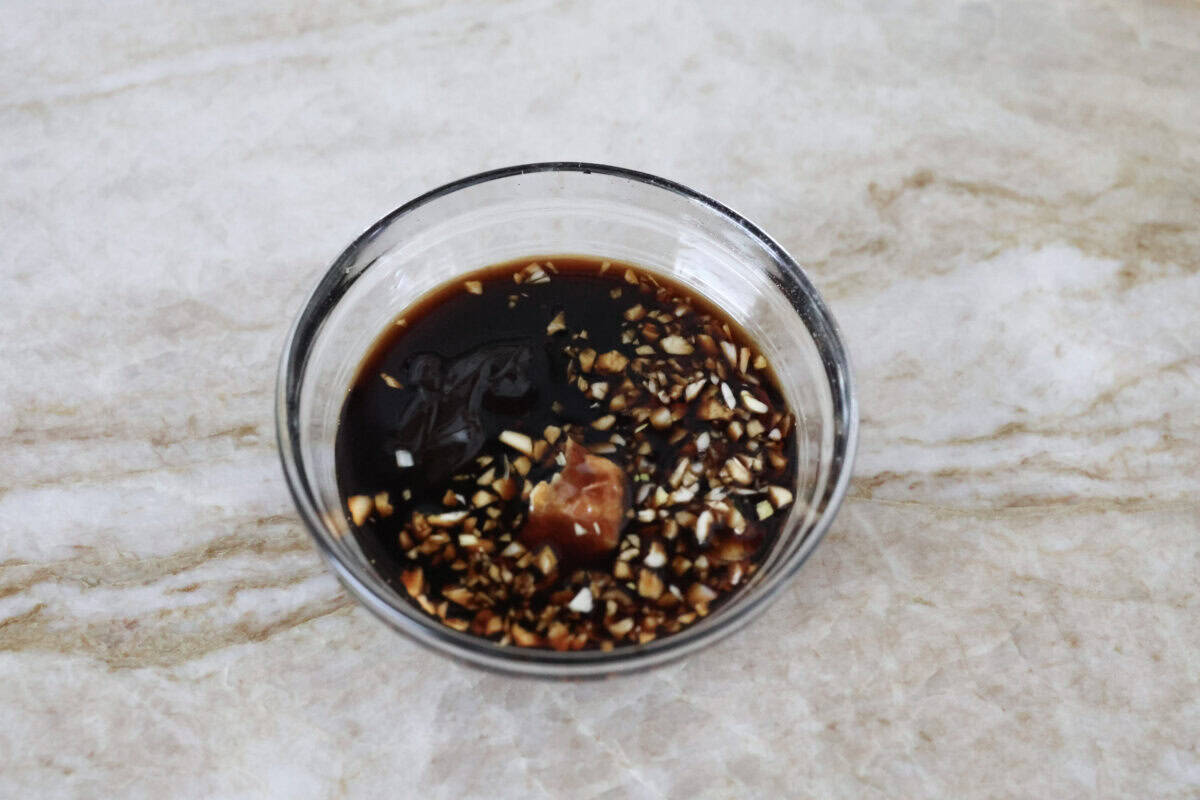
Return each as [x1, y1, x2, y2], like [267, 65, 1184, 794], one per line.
[3, 1, 1198, 797]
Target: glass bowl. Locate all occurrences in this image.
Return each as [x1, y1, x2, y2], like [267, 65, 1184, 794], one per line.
[276, 163, 857, 678]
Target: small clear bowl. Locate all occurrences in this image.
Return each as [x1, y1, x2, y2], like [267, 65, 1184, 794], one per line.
[276, 163, 857, 678]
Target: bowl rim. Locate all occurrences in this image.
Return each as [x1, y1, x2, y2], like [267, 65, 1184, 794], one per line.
[275, 162, 859, 678]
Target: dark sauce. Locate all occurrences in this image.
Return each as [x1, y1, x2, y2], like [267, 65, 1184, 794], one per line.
[336, 256, 798, 650]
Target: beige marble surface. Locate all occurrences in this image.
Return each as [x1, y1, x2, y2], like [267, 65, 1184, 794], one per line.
[3, 1, 1199, 797]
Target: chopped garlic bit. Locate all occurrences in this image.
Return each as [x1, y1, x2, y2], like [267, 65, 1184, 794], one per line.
[720, 382, 737, 409]
[660, 335, 693, 355]
[644, 541, 667, 568]
[695, 510, 713, 544]
[428, 510, 469, 527]
[499, 430, 534, 456]
[347, 495, 373, 526]
[568, 587, 594, 613]
[720, 340, 738, 366]
[741, 391, 769, 414]
[767, 486, 795, 508]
